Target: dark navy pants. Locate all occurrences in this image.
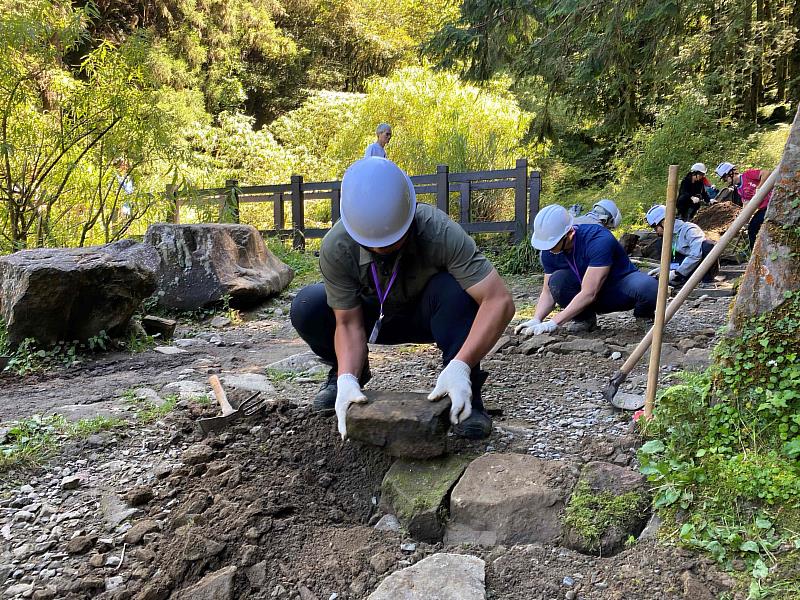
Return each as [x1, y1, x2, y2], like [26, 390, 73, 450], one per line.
[748, 207, 767, 249]
[290, 273, 486, 404]
[675, 240, 719, 282]
[548, 269, 658, 322]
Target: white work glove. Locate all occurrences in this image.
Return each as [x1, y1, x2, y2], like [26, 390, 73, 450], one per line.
[647, 267, 659, 277]
[531, 320, 559, 335]
[514, 317, 541, 336]
[691, 195, 701, 204]
[667, 270, 679, 285]
[428, 359, 472, 425]
[335, 374, 367, 441]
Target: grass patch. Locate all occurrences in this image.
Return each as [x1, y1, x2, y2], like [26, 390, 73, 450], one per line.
[266, 237, 319, 287]
[266, 367, 326, 383]
[130, 394, 179, 424]
[563, 480, 644, 552]
[1, 413, 127, 474]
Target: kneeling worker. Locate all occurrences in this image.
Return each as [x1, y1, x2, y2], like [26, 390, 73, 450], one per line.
[574, 198, 622, 231]
[645, 205, 719, 286]
[516, 205, 658, 336]
[291, 157, 515, 440]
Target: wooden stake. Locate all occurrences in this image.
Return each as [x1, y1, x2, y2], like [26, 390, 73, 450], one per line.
[644, 165, 679, 419]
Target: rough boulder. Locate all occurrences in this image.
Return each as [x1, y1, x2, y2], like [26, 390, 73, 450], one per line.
[0, 240, 159, 346]
[144, 223, 293, 310]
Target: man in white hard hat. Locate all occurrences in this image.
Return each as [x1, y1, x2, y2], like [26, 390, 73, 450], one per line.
[515, 204, 658, 336]
[645, 205, 719, 287]
[715, 161, 773, 248]
[676, 163, 710, 221]
[291, 157, 515, 441]
[574, 198, 622, 230]
[364, 123, 392, 158]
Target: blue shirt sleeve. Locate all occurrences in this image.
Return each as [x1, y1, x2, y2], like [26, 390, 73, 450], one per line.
[584, 231, 616, 268]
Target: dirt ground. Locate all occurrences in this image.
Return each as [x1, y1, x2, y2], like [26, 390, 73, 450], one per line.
[0, 275, 745, 599]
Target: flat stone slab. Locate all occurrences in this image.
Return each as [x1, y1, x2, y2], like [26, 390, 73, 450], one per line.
[49, 400, 135, 423]
[445, 453, 577, 546]
[219, 373, 275, 394]
[517, 335, 556, 354]
[265, 351, 324, 374]
[549, 338, 608, 355]
[687, 286, 735, 299]
[346, 391, 450, 458]
[367, 553, 485, 600]
[381, 455, 473, 542]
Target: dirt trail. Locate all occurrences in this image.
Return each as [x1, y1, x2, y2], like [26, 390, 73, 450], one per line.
[0, 276, 742, 599]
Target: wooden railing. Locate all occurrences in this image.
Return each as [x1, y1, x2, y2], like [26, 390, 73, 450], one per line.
[165, 158, 541, 251]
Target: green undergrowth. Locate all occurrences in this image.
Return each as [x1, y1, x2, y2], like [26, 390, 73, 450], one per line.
[638, 290, 800, 598]
[122, 390, 180, 424]
[563, 480, 645, 552]
[0, 414, 126, 474]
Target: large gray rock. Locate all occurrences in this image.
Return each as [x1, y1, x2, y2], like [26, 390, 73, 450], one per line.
[144, 223, 293, 309]
[562, 461, 650, 556]
[0, 240, 158, 346]
[380, 455, 473, 542]
[346, 391, 450, 458]
[445, 453, 577, 546]
[174, 565, 236, 600]
[367, 553, 485, 600]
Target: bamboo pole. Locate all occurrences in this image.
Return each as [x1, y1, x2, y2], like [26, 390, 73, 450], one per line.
[644, 166, 679, 418]
[604, 168, 779, 406]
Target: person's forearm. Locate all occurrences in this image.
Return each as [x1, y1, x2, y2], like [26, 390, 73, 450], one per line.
[677, 254, 702, 278]
[454, 297, 514, 367]
[552, 289, 598, 325]
[334, 322, 367, 377]
[534, 285, 556, 321]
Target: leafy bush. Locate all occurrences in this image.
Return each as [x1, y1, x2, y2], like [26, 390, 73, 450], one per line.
[638, 291, 800, 589]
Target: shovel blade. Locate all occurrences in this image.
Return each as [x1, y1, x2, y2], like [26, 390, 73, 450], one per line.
[603, 371, 645, 410]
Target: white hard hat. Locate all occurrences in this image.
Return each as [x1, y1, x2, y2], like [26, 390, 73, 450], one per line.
[645, 205, 666, 227]
[531, 205, 574, 251]
[715, 162, 735, 178]
[690, 162, 707, 174]
[593, 198, 621, 228]
[340, 158, 416, 248]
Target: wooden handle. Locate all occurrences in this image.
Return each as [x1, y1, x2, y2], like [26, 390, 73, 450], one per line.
[208, 375, 236, 416]
[644, 165, 679, 418]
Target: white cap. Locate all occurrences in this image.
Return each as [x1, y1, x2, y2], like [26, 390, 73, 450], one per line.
[715, 162, 735, 178]
[340, 158, 416, 248]
[531, 205, 574, 251]
[646, 205, 666, 227]
[690, 162, 707, 174]
[593, 198, 621, 228]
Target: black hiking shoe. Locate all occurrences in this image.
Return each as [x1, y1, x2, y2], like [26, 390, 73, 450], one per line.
[452, 370, 493, 440]
[312, 364, 372, 414]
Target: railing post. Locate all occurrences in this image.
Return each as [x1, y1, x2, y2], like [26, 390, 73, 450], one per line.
[221, 179, 240, 223]
[291, 175, 305, 251]
[528, 171, 541, 235]
[459, 182, 471, 225]
[331, 182, 341, 224]
[165, 184, 179, 224]
[513, 158, 528, 243]
[274, 192, 285, 235]
[436, 165, 449, 214]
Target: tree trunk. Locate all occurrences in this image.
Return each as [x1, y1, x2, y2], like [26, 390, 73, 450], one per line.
[729, 104, 800, 329]
[790, 0, 800, 100]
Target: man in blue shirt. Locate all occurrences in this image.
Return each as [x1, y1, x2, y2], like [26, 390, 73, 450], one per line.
[516, 204, 658, 336]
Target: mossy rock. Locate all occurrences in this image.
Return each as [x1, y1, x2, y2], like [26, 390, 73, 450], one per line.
[380, 454, 474, 543]
[562, 461, 651, 556]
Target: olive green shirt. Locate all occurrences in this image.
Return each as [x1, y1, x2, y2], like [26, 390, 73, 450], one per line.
[320, 204, 494, 310]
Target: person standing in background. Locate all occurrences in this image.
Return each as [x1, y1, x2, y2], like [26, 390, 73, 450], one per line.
[364, 124, 392, 158]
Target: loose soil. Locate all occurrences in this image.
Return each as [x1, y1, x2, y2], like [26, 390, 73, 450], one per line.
[0, 275, 745, 599]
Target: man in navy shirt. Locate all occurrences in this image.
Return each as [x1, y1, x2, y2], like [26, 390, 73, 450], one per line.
[516, 204, 658, 336]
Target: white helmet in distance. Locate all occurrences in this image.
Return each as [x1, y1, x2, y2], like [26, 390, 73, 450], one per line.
[645, 205, 667, 227]
[593, 198, 622, 228]
[715, 162, 735, 178]
[690, 162, 707, 174]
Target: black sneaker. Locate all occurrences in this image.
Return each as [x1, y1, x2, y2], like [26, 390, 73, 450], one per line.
[312, 364, 372, 414]
[452, 409, 493, 440]
[452, 370, 492, 440]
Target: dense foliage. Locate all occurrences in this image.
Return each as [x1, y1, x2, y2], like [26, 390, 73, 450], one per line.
[639, 291, 800, 597]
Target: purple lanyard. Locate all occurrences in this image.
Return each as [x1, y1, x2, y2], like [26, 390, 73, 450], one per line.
[564, 236, 581, 282]
[370, 261, 399, 318]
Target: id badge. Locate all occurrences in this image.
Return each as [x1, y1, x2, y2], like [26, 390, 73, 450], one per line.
[368, 315, 383, 344]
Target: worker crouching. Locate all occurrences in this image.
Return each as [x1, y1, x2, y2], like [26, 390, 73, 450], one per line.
[290, 157, 515, 441]
[516, 205, 658, 336]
